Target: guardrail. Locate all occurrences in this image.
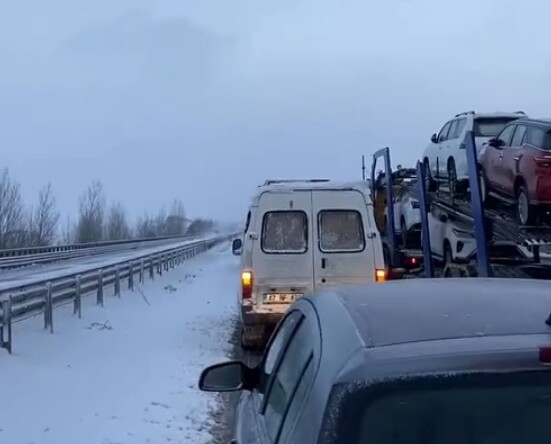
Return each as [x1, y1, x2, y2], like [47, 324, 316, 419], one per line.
[0, 232, 211, 258]
[0, 234, 204, 270]
[0, 233, 235, 354]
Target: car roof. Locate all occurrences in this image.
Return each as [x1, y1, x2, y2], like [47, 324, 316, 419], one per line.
[514, 117, 551, 128]
[246, 180, 373, 208]
[249, 180, 372, 205]
[473, 112, 525, 119]
[315, 278, 551, 348]
[257, 179, 370, 192]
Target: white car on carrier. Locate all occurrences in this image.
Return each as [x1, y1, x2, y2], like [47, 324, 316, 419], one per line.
[427, 205, 476, 267]
[231, 179, 386, 349]
[383, 178, 421, 247]
[422, 110, 526, 195]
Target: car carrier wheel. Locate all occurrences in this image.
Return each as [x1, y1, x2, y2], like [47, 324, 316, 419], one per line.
[442, 242, 457, 277]
[423, 158, 437, 193]
[447, 158, 458, 198]
[479, 167, 493, 207]
[400, 218, 408, 247]
[517, 185, 536, 226]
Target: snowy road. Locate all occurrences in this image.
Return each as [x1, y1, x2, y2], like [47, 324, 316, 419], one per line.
[0, 242, 238, 444]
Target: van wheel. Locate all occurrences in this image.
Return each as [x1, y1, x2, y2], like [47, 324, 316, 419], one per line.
[240, 325, 264, 351]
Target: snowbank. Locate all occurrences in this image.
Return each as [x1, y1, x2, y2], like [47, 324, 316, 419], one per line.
[0, 241, 238, 444]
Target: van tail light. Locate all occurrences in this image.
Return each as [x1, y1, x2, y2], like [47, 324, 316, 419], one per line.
[534, 156, 551, 168]
[241, 271, 253, 299]
[375, 269, 386, 282]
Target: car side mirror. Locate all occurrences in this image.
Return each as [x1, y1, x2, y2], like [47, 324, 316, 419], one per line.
[439, 214, 448, 223]
[431, 133, 438, 143]
[198, 361, 247, 392]
[232, 238, 242, 256]
[488, 138, 504, 148]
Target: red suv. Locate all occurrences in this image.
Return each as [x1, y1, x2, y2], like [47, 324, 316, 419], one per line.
[479, 118, 551, 225]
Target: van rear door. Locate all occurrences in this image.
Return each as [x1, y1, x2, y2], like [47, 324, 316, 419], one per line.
[312, 189, 378, 289]
[251, 190, 314, 304]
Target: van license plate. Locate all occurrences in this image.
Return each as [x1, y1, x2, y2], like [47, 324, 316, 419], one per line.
[264, 293, 301, 304]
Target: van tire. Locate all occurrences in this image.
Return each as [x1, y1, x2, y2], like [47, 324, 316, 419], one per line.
[240, 325, 264, 351]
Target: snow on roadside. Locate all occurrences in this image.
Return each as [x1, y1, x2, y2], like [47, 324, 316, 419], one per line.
[0, 241, 238, 444]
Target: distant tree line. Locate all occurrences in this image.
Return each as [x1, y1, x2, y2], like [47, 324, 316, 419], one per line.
[0, 168, 215, 249]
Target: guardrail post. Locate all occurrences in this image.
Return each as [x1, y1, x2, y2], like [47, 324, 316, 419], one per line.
[165, 254, 170, 271]
[149, 258, 154, 280]
[139, 259, 144, 283]
[115, 267, 121, 297]
[128, 263, 134, 291]
[158, 256, 163, 276]
[97, 269, 104, 306]
[74, 275, 82, 318]
[44, 282, 54, 333]
[1, 298, 12, 354]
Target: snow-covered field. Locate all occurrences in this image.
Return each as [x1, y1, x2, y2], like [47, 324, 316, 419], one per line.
[0, 241, 238, 444]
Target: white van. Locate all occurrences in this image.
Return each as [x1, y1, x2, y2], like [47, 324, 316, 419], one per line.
[231, 179, 386, 349]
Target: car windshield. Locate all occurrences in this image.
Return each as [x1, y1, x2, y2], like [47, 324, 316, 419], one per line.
[359, 383, 551, 443]
[473, 117, 519, 137]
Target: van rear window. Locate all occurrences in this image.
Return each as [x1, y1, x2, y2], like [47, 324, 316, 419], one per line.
[261, 211, 308, 254]
[318, 210, 365, 252]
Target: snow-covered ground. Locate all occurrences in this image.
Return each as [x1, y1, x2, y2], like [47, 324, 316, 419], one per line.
[0, 241, 238, 444]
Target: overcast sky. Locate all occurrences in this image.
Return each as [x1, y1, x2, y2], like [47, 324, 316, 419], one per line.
[1, 0, 550, 223]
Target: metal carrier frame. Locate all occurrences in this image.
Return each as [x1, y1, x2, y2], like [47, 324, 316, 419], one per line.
[370, 148, 423, 276]
[416, 130, 551, 279]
